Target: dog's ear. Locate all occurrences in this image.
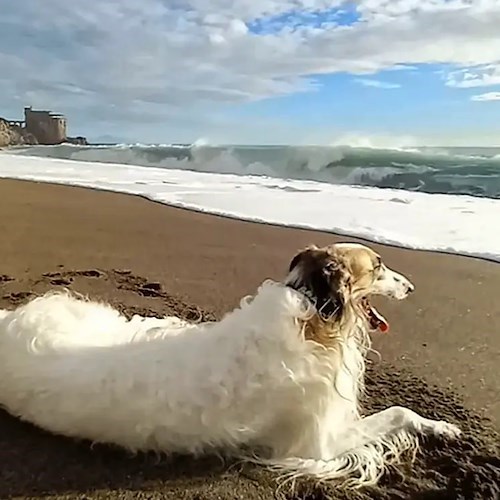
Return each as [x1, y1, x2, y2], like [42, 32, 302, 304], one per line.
[288, 245, 318, 273]
[286, 246, 346, 320]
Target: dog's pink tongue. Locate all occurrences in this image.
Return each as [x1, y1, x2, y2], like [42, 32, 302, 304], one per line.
[371, 306, 390, 333]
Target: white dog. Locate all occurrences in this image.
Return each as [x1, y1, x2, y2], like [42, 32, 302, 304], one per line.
[0, 242, 460, 488]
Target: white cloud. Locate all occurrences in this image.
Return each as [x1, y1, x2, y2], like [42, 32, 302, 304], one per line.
[355, 78, 401, 89]
[471, 92, 500, 101]
[446, 64, 500, 88]
[1, 0, 500, 141]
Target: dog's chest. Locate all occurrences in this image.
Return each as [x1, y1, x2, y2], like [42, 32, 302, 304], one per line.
[337, 340, 362, 391]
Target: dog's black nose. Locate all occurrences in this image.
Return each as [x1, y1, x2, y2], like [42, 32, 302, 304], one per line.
[406, 282, 415, 293]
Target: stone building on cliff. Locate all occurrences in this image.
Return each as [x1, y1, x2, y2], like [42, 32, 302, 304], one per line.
[1, 107, 88, 147]
[23, 106, 67, 144]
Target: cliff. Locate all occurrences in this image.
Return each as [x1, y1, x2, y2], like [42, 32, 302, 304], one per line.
[0, 118, 38, 147]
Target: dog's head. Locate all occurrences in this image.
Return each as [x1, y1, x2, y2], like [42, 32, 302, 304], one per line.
[285, 242, 414, 332]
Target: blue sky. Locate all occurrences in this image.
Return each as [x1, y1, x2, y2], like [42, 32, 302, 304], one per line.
[1, 0, 500, 146]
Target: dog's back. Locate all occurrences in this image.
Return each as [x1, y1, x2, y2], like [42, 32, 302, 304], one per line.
[1, 292, 142, 350]
[0, 292, 192, 352]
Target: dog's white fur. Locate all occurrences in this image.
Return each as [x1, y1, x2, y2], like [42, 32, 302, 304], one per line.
[0, 242, 460, 488]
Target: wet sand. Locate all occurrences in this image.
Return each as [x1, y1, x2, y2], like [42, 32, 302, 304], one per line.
[0, 178, 498, 499]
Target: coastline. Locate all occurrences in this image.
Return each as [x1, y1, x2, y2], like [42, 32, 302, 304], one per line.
[0, 178, 499, 499]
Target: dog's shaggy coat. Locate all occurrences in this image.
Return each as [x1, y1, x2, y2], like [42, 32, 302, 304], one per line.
[0, 242, 460, 487]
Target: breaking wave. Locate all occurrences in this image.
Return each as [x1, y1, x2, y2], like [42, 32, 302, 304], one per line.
[9, 143, 500, 198]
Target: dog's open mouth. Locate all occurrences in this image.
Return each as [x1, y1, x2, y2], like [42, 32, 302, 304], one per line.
[362, 298, 390, 333]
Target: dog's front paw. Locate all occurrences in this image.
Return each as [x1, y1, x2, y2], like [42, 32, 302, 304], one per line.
[428, 420, 461, 440]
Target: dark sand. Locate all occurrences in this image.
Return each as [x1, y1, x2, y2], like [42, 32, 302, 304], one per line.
[0, 178, 498, 499]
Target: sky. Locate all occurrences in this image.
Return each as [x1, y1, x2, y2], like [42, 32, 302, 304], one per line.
[1, 0, 500, 146]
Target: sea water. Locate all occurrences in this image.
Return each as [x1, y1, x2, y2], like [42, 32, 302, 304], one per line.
[9, 143, 500, 198]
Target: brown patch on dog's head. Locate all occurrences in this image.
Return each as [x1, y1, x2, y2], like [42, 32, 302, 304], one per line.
[285, 244, 349, 321]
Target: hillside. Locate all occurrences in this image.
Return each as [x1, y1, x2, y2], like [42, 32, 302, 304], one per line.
[0, 118, 38, 147]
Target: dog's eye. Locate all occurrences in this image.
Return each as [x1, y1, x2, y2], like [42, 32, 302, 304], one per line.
[323, 261, 340, 276]
[324, 262, 336, 272]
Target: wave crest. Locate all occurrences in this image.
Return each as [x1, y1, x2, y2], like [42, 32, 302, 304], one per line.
[9, 143, 500, 199]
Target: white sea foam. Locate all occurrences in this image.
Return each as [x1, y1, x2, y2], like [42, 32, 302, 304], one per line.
[0, 153, 499, 262]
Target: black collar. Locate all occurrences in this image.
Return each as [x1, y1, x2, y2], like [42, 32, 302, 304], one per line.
[286, 283, 341, 320]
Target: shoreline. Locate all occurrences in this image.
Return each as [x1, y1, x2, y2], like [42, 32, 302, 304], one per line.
[1, 174, 499, 266]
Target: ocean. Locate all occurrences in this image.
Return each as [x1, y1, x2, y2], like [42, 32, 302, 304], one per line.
[8, 143, 500, 198]
[1, 143, 499, 262]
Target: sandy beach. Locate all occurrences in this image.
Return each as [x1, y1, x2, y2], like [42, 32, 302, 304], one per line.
[0, 178, 499, 499]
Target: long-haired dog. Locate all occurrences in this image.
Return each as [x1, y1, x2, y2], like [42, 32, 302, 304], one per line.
[0, 242, 460, 488]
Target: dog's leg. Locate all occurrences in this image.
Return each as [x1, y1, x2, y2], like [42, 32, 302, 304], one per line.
[255, 407, 461, 486]
[251, 405, 459, 486]
[331, 405, 461, 456]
